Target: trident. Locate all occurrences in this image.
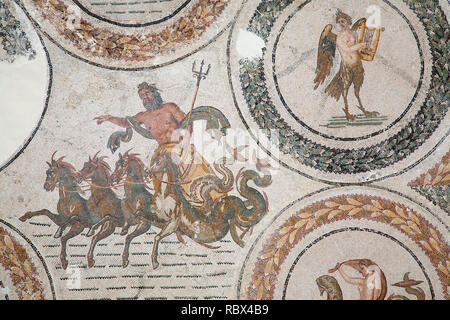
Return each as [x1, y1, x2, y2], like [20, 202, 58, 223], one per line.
[186, 60, 211, 124]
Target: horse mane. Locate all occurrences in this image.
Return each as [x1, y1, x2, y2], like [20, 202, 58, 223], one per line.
[55, 156, 77, 177]
[92, 153, 111, 172]
[124, 152, 145, 180]
[88, 152, 113, 186]
[127, 153, 145, 168]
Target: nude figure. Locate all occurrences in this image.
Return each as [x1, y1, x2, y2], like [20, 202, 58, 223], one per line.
[329, 259, 387, 300]
[336, 14, 368, 68]
[314, 10, 380, 119]
[94, 82, 191, 146]
[93, 82, 225, 214]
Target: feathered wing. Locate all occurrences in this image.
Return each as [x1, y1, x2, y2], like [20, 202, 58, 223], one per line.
[314, 24, 337, 90]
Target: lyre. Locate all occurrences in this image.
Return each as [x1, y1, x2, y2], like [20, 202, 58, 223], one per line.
[354, 18, 385, 62]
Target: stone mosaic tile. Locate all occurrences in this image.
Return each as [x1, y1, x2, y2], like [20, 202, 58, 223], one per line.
[0, 0, 448, 300]
[409, 151, 449, 213]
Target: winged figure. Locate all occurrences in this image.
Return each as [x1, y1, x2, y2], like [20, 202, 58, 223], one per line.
[314, 10, 379, 120]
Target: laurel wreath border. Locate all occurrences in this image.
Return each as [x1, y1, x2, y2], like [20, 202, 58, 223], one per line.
[0, 226, 45, 300]
[238, 0, 449, 174]
[409, 151, 450, 213]
[409, 151, 450, 187]
[246, 194, 450, 300]
[27, 0, 231, 61]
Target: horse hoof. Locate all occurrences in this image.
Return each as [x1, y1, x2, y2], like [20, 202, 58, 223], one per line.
[88, 259, 95, 268]
[233, 237, 245, 248]
[86, 229, 95, 237]
[61, 259, 68, 270]
[152, 261, 160, 270]
[122, 259, 129, 268]
[19, 214, 29, 222]
[120, 228, 128, 236]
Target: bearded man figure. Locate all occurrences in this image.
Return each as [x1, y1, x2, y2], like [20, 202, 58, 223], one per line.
[95, 82, 188, 145]
[94, 82, 226, 214]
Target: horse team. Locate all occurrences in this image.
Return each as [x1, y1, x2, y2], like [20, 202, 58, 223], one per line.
[20, 149, 271, 270]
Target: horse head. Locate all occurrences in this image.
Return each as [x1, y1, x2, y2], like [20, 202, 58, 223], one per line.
[147, 149, 172, 177]
[44, 151, 78, 191]
[111, 152, 127, 184]
[44, 157, 59, 191]
[111, 149, 145, 184]
[78, 151, 111, 184]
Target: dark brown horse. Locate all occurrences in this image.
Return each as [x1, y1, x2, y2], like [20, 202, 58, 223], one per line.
[19, 152, 95, 269]
[85, 149, 271, 270]
[78, 152, 125, 268]
[88, 151, 189, 268]
[110, 151, 165, 267]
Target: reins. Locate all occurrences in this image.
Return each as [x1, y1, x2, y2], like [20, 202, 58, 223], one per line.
[48, 164, 89, 194]
[49, 150, 196, 194]
[113, 160, 154, 190]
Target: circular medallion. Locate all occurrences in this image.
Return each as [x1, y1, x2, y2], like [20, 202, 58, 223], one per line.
[0, 220, 55, 300]
[0, 0, 52, 171]
[237, 187, 449, 300]
[18, 0, 245, 69]
[228, 0, 449, 184]
[273, 1, 423, 141]
[73, 0, 192, 26]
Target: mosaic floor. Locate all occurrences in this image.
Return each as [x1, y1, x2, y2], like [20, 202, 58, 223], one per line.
[0, 0, 448, 300]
